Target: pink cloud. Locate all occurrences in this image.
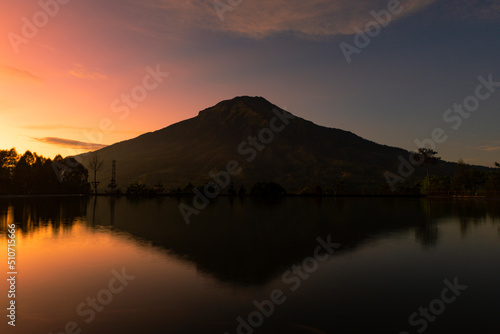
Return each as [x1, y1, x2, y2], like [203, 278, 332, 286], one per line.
[123, 0, 437, 38]
[33, 137, 108, 150]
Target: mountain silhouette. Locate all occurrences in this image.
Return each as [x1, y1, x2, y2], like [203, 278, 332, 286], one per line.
[76, 96, 452, 193]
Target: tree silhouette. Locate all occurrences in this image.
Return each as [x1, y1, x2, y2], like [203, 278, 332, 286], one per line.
[12, 151, 36, 194]
[238, 185, 246, 197]
[62, 157, 91, 194]
[0, 149, 18, 194]
[417, 148, 441, 194]
[152, 179, 164, 195]
[250, 182, 286, 196]
[126, 180, 147, 195]
[451, 159, 486, 195]
[486, 162, 500, 193]
[227, 182, 236, 196]
[88, 153, 103, 195]
[0, 149, 90, 195]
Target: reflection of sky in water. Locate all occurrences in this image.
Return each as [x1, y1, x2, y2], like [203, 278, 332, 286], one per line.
[0, 197, 499, 334]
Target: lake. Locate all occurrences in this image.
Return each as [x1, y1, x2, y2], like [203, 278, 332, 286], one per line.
[1, 196, 499, 334]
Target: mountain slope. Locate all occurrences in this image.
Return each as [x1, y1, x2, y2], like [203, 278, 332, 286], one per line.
[76, 96, 445, 193]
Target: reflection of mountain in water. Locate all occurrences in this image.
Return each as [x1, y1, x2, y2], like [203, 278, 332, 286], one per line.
[88, 197, 500, 286]
[1, 197, 499, 286]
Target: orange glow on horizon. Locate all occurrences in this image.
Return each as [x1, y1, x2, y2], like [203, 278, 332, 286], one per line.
[0, 2, 213, 158]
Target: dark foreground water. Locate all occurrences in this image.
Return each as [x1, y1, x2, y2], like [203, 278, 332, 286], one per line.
[1, 196, 499, 334]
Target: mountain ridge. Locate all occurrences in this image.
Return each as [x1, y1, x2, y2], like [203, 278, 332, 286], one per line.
[75, 96, 473, 193]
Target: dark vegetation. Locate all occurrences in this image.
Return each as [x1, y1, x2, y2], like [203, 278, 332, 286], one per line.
[0, 149, 89, 195]
[1, 147, 499, 197]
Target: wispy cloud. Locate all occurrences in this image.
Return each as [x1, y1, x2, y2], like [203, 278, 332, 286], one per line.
[477, 145, 500, 152]
[127, 0, 437, 38]
[68, 64, 107, 80]
[0, 65, 42, 83]
[33, 137, 107, 150]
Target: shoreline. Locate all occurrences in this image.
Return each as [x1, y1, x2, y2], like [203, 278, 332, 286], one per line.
[1, 193, 499, 200]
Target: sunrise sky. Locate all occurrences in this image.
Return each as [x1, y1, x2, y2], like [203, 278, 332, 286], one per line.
[1, 0, 499, 166]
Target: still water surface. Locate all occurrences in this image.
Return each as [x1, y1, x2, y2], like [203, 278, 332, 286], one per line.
[1, 197, 499, 333]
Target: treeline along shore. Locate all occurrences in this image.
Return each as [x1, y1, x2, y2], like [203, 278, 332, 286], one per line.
[1, 148, 500, 197]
